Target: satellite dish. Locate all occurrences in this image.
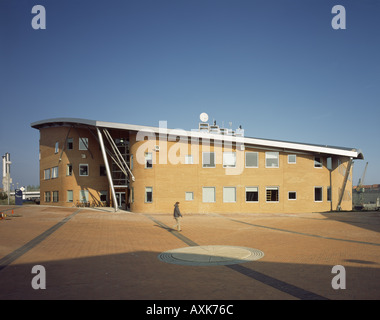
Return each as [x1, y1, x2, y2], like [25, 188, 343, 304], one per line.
[200, 112, 209, 122]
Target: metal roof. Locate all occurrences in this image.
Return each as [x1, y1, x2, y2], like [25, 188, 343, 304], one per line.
[31, 118, 364, 159]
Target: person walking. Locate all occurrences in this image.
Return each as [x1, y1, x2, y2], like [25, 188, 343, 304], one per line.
[173, 201, 182, 231]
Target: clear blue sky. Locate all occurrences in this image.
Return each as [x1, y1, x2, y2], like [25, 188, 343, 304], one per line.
[1, 0, 379, 188]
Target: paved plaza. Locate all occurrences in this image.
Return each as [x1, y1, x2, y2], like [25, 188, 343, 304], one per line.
[0, 205, 379, 300]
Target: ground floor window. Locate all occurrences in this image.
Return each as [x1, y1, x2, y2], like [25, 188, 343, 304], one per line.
[100, 191, 107, 202]
[314, 187, 323, 201]
[185, 192, 194, 201]
[288, 191, 297, 200]
[79, 190, 89, 203]
[202, 187, 215, 202]
[223, 187, 236, 202]
[45, 191, 51, 202]
[327, 187, 331, 201]
[266, 187, 279, 202]
[246, 187, 258, 202]
[52, 191, 59, 202]
[145, 187, 153, 203]
[67, 190, 73, 202]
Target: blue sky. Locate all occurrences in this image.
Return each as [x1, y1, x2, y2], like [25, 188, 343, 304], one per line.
[1, 0, 379, 188]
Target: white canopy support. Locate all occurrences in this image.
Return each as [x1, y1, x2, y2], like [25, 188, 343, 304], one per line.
[103, 128, 135, 182]
[336, 157, 353, 211]
[97, 127, 118, 212]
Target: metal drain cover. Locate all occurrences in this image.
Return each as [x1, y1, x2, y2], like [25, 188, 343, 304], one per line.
[158, 245, 264, 266]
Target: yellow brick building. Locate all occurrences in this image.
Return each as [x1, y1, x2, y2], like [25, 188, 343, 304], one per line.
[31, 118, 363, 214]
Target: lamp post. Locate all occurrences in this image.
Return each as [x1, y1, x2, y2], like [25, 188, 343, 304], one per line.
[2, 153, 11, 205]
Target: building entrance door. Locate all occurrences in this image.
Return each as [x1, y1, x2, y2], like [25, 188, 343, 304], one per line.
[115, 192, 126, 209]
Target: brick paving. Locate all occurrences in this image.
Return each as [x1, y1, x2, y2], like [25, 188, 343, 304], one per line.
[0, 205, 379, 300]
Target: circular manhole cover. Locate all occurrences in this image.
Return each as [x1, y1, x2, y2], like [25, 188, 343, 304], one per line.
[158, 245, 264, 266]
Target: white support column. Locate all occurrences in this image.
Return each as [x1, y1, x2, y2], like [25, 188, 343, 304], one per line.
[97, 128, 118, 212]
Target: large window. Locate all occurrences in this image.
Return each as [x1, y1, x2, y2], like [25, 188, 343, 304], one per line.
[79, 137, 88, 150]
[223, 152, 236, 168]
[245, 152, 258, 168]
[314, 187, 323, 201]
[79, 164, 89, 176]
[223, 187, 236, 202]
[265, 152, 279, 168]
[246, 187, 258, 202]
[266, 187, 279, 202]
[202, 152, 215, 168]
[202, 187, 216, 202]
[145, 187, 153, 203]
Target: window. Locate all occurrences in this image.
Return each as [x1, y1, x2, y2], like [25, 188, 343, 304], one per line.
[79, 164, 89, 176]
[44, 191, 51, 202]
[223, 152, 236, 168]
[288, 191, 297, 200]
[79, 190, 89, 203]
[246, 187, 259, 202]
[202, 187, 215, 202]
[246, 152, 258, 168]
[55, 142, 59, 154]
[185, 192, 194, 201]
[202, 152, 215, 168]
[100, 165, 107, 176]
[66, 164, 73, 176]
[67, 190, 73, 203]
[314, 187, 323, 201]
[145, 187, 153, 203]
[266, 152, 279, 168]
[288, 155, 296, 164]
[314, 157, 323, 168]
[185, 155, 193, 164]
[223, 187, 236, 202]
[266, 187, 279, 202]
[130, 155, 133, 170]
[327, 187, 331, 202]
[52, 166, 58, 179]
[67, 138, 73, 150]
[100, 191, 107, 202]
[44, 168, 51, 180]
[327, 157, 332, 170]
[52, 191, 59, 202]
[79, 137, 88, 150]
[145, 152, 153, 168]
[129, 188, 134, 204]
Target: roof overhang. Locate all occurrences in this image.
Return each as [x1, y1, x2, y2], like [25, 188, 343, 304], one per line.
[31, 118, 364, 160]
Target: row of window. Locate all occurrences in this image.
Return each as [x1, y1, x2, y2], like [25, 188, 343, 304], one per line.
[44, 190, 108, 203]
[144, 152, 326, 169]
[44, 164, 107, 180]
[54, 138, 88, 153]
[143, 186, 332, 203]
